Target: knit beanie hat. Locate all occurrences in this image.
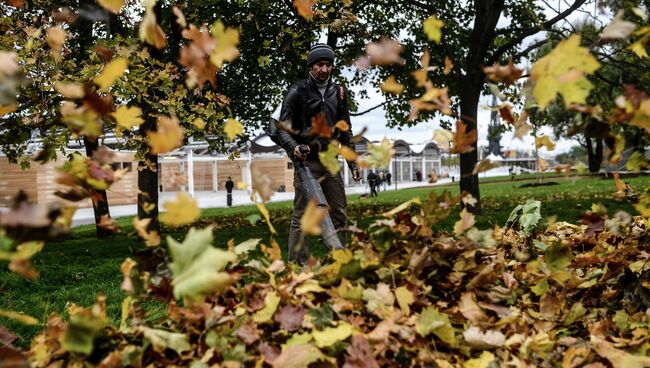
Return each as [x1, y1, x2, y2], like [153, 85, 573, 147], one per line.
[307, 44, 335, 66]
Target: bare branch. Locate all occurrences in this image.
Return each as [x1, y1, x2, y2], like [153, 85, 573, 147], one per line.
[488, 0, 588, 64]
[351, 100, 390, 116]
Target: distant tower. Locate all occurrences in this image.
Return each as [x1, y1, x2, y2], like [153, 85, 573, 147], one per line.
[487, 94, 502, 156]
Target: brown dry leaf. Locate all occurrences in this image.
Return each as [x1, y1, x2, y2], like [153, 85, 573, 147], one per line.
[340, 145, 358, 161]
[483, 59, 523, 85]
[300, 199, 328, 236]
[172, 6, 186, 28]
[139, 0, 166, 49]
[309, 113, 331, 138]
[591, 335, 650, 368]
[458, 292, 488, 324]
[454, 208, 475, 235]
[361, 38, 404, 67]
[252, 166, 273, 202]
[539, 158, 549, 172]
[601, 11, 637, 40]
[132, 217, 161, 247]
[535, 135, 556, 151]
[410, 49, 430, 87]
[237, 323, 261, 345]
[343, 334, 380, 368]
[179, 25, 218, 89]
[450, 120, 477, 154]
[409, 85, 452, 121]
[335, 120, 350, 132]
[473, 159, 500, 175]
[147, 115, 183, 154]
[443, 56, 453, 75]
[293, 0, 315, 19]
[46, 27, 66, 58]
[274, 304, 306, 332]
[97, 0, 124, 14]
[499, 104, 515, 124]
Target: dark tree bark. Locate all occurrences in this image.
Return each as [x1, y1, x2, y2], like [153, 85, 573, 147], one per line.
[84, 137, 112, 237]
[137, 1, 164, 234]
[585, 136, 604, 173]
[459, 0, 504, 213]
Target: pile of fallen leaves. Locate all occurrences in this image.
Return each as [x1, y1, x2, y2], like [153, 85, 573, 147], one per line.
[19, 191, 650, 368]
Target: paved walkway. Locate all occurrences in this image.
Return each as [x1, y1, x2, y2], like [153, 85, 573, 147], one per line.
[70, 179, 454, 226]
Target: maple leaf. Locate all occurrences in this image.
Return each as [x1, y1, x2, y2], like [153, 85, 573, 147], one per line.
[433, 129, 453, 149]
[167, 227, 235, 300]
[416, 306, 457, 346]
[94, 57, 127, 92]
[236, 323, 261, 345]
[46, 27, 65, 58]
[362, 283, 394, 316]
[139, 327, 191, 355]
[274, 304, 306, 332]
[309, 113, 331, 138]
[224, 118, 243, 140]
[318, 144, 341, 175]
[454, 208, 475, 235]
[535, 135, 556, 151]
[394, 286, 414, 316]
[483, 59, 523, 85]
[271, 344, 324, 368]
[97, 0, 124, 14]
[591, 335, 650, 368]
[463, 351, 496, 368]
[450, 121, 477, 154]
[458, 292, 487, 324]
[160, 192, 200, 227]
[362, 138, 394, 169]
[472, 159, 500, 175]
[147, 115, 184, 154]
[293, 0, 315, 19]
[380, 75, 404, 94]
[210, 21, 240, 68]
[462, 327, 505, 349]
[139, 0, 166, 49]
[54, 82, 84, 99]
[132, 217, 160, 246]
[313, 322, 354, 348]
[601, 11, 637, 40]
[251, 165, 273, 202]
[357, 38, 403, 67]
[530, 34, 600, 110]
[423, 14, 444, 43]
[300, 199, 328, 236]
[179, 25, 219, 89]
[628, 26, 650, 58]
[498, 104, 515, 123]
[630, 98, 650, 133]
[111, 105, 144, 137]
[343, 334, 379, 368]
[253, 291, 281, 323]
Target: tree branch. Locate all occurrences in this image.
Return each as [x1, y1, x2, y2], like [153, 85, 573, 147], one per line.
[351, 100, 390, 116]
[488, 0, 588, 64]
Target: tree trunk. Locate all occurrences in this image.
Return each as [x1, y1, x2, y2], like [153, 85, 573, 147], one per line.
[459, 0, 505, 213]
[83, 137, 113, 237]
[136, 2, 164, 234]
[585, 136, 603, 173]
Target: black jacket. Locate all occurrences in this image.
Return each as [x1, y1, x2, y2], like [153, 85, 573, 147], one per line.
[269, 75, 357, 170]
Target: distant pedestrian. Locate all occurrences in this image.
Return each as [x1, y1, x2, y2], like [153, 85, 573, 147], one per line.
[416, 170, 422, 182]
[379, 171, 386, 191]
[386, 172, 392, 186]
[225, 176, 234, 206]
[367, 170, 378, 197]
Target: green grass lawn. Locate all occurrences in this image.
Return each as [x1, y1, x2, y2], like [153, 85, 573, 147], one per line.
[1, 174, 648, 347]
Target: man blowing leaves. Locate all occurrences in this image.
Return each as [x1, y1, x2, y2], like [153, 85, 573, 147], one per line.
[268, 43, 361, 264]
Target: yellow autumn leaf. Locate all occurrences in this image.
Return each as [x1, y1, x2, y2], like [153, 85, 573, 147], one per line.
[147, 115, 184, 154]
[628, 27, 650, 58]
[472, 159, 500, 175]
[630, 99, 650, 133]
[133, 217, 161, 247]
[339, 145, 357, 161]
[97, 0, 124, 13]
[380, 75, 404, 94]
[300, 199, 328, 236]
[363, 137, 394, 169]
[535, 135, 556, 151]
[539, 158, 549, 172]
[54, 82, 84, 99]
[0, 309, 39, 325]
[94, 57, 127, 92]
[160, 192, 200, 227]
[433, 129, 453, 149]
[112, 105, 144, 137]
[257, 202, 277, 234]
[312, 322, 353, 348]
[423, 14, 444, 43]
[395, 286, 414, 316]
[192, 118, 206, 130]
[224, 118, 243, 140]
[530, 34, 600, 110]
[210, 21, 240, 68]
[463, 351, 496, 368]
[253, 291, 280, 323]
[139, 0, 166, 49]
[318, 144, 341, 175]
[0, 105, 16, 116]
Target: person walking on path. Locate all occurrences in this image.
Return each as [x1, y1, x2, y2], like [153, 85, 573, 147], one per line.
[267, 43, 361, 264]
[225, 177, 234, 207]
[386, 171, 392, 186]
[367, 170, 378, 197]
[379, 171, 386, 191]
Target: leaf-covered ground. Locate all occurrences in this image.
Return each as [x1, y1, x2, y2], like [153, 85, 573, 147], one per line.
[1, 174, 649, 367]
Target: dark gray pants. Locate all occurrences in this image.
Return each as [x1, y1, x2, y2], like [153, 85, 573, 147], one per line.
[288, 160, 347, 264]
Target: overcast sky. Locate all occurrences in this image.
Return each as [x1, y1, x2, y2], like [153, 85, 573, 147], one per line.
[325, 1, 613, 158]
